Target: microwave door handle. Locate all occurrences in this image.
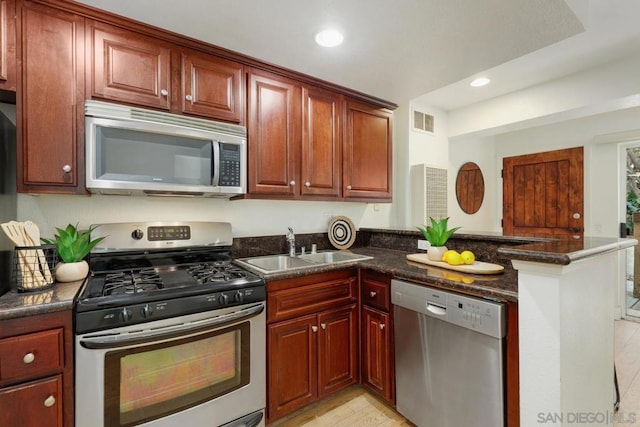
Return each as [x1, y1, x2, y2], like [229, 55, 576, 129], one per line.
[211, 140, 220, 186]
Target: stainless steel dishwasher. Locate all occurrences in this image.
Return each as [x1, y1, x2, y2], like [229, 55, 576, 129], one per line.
[392, 279, 506, 427]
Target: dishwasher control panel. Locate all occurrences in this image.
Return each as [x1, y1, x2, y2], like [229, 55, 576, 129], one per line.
[391, 279, 505, 339]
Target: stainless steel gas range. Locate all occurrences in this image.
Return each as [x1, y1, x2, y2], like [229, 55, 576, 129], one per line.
[74, 221, 266, 427]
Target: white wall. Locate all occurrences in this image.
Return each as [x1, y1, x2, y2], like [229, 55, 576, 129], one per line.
[448, 135, 499, 232]
[17, 195, 395, 239]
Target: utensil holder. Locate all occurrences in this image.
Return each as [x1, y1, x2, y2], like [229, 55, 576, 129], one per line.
[11, 244, 57, 292]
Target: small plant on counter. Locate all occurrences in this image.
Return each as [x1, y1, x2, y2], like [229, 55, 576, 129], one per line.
[41, 223, 105, 263]
[417, 217, 461, 247]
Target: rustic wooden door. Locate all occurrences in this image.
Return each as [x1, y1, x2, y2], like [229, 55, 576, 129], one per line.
[503, 146, 584, 237]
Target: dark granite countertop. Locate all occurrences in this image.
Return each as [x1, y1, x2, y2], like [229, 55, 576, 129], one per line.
[237, 247, 518, 302]
[0, 279, 85, 320]
[497, 235, 637, 265]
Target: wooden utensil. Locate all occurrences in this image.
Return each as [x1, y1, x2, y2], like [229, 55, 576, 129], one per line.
[1, 221, 46, 288]
[23, 221, 54, 284]
[1, 222, 32, 288]
[12, 221, 47, 288]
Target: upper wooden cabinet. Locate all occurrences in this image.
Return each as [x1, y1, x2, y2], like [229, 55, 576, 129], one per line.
[301, 86, 342, 198]
[247, 68, 390, 201]
[89, 21, 244, 123]
[181, 48, 244, 123]
[247, 68, 301, 197]
[344, 99, 393, 201]
[90, 21, 172, 110]
[0, 0, 16, 92]
[17, 0, 85, 194]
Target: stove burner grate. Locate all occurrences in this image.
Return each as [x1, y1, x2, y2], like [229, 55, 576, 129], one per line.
[186, 262, 249, 284]
[103, 268, 163, 296]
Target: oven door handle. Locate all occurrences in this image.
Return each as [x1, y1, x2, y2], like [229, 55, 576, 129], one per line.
[79, 303, 264, 349]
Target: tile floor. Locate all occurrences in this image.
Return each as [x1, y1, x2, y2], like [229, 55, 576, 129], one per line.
[270, 319, 640, 427]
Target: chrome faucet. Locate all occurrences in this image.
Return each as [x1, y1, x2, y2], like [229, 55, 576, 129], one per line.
[286, 227, 296, 257]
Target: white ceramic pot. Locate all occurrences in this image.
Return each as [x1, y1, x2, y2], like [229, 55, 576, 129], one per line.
[427, 245, 448, 261]
[55, 260, 89, 282]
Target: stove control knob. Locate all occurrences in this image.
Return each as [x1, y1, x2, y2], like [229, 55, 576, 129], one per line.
[141, 304, 153, 318]
[120, 308, 132, 322]
[218, 293, 229, 305]
[131, 229, 144, 240]
[234, 291, 244, 303]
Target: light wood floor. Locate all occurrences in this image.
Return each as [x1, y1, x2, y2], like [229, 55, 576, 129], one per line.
[270, 319, 640, 427]
[615, 319, 640, 426]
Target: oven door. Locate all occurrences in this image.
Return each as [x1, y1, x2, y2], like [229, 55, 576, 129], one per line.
[75, 302, 265, 427]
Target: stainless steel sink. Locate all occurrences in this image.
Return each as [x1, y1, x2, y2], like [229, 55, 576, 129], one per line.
[298, 251, 370, 264]
[235, 250, 372, 274]
[239, 254, 314, 272]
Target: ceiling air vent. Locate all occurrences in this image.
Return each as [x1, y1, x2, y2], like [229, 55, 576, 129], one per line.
[413, 109, 434, 133]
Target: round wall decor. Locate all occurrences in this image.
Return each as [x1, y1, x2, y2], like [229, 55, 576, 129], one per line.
[328, 216, 356, 250]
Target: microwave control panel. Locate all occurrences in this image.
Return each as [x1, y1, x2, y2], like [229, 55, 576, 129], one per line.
[218, 143, 242, 187]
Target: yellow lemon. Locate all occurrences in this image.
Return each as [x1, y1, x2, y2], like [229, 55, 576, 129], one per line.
[460, 250, 475, 265]
[441, 249, 458, 261]
[443, 250, 463, 265]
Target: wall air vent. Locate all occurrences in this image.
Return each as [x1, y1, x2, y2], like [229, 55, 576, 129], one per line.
[410, 164, 448, 227]
[413, 109, 434, 133]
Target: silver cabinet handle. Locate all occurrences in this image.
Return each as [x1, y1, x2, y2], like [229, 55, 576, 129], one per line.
[320, 323, 326, 330]
[160, 89, 168, 96]
[23, 352, 35, 364]
[346, 185, 352, 190]
[305, 181, 310, 187]
[185, 94, 193, 102]
[380, 324, 385, 330]
[369, 291, 377, 298]
[62, 164, 71, 173]
[44, 395, 56, 407]
[311, 325, 318, 332]
[289, 180, 296, 187]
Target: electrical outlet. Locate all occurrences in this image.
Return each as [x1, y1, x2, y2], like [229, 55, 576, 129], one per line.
[417, 240, 430, 250]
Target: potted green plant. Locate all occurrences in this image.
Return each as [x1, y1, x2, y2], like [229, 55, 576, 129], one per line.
[417, 217, 461, 261]
[41, 224, 105, 282]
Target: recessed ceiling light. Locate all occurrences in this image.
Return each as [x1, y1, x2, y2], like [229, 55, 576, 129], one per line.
[470, 77, 490, 87]
[314, 29, 344, 47]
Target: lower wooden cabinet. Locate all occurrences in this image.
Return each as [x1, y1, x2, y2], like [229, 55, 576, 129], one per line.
[360, 270, 394, 403]
[0, 310, 74, 427]
[361, 306, 393, 402]
[266, 270, 358, 422]
[0, 375, 63, 427]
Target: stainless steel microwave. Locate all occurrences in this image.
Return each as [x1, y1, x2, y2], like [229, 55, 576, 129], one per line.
[85, 100, 247, 197]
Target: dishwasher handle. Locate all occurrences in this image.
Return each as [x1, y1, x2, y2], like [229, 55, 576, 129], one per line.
[426, 302, 446, 316]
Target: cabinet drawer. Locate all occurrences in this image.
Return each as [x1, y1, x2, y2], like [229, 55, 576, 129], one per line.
[268, 277, 357, 323]
[362, 278, 389, 311]
[0, 375, 63, 427]
[0, 329, 63, 383]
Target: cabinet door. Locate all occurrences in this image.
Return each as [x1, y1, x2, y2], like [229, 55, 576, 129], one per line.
[0, 0, 16, 91]
[181, 49, 243, 123]
[18, 2, 84, 193]
[300, 86, 341, 198]
[247, 68, 300, 197]
[90, 21, 171, 110]
[317, 304, 358, 397]
[0, 375, 63, 427]
[361, 306, 393, 402]
[268, 314, 317, 421]
[344, 100, 392, 201]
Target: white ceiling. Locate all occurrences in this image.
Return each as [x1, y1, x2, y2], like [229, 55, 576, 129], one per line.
[75, 0, 640, 110]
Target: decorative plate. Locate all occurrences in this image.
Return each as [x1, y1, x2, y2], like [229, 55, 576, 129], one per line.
[328, 216, 357, 250]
